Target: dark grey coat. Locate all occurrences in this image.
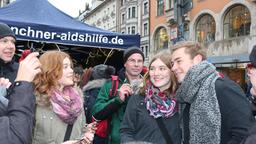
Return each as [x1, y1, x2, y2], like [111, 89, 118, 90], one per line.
[120, 94, 181, 144]
[0, 81, 35, 144]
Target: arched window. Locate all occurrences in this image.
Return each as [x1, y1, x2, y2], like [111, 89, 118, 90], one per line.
[195, 14, 216, 45]
[223, 5, 251, 39]
[154, 27, 168, 50]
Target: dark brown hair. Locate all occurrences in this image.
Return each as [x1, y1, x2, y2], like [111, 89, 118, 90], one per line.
[140, 49, 177, 97]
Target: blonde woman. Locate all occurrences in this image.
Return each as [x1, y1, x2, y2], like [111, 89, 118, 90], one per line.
[33, 51, 95, 144]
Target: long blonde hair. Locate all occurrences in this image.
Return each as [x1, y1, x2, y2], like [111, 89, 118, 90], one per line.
[33, 51, 72, 106]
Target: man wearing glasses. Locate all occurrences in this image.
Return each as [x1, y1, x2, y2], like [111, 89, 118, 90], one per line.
[92, 46, 144, 144]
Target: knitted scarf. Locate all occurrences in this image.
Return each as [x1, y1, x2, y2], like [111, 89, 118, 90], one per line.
[145, 83, 177, 118]
[176, 61, 221, 144]
[50, 86, 82, 124]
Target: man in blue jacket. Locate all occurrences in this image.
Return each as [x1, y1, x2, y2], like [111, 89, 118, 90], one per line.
[170, 41, 253, 144]
[0, 52, 41, 144]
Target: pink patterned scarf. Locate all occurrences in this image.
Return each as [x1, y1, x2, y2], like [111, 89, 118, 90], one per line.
[145, 83, 177, 118]
[50, 86, 82, 124]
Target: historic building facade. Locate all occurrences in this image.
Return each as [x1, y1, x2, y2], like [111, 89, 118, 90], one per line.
[82, 0, 150, 64]
[82, 0, 118, 32]
[149, 0, 174, 56]
[186, 0, 256, 88]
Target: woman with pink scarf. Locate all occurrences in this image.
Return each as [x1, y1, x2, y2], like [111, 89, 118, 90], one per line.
[32, 51, 95, 144]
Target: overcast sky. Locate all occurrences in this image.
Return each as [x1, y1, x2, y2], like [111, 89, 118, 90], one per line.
[48, 0, 91, 17]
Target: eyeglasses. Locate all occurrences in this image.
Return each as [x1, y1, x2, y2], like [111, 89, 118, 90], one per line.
[246, 63, 255, 69]
[127, 58, 144, 65]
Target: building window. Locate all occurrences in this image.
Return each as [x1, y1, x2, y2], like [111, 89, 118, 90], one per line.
[143, 2, 148, 14]
[223, 5, 251, 39]
[195, 14, 216, 45]
[166, 0, 172, 10]
[157, 0, 164, 16]
[128, 6, 136, 19]
[169, 0, 172, 9]
[132, 6, 136, 18]
[128, 27, 131, 34]
[128, 7, 131, 18]
[121, 13, 125, 24]
[121, 0, 124, 6]
[131, 26, 136, 34]
[145, 45, 149, 58]
[154, 27, 168, 50]
[143, 23, 148, 36]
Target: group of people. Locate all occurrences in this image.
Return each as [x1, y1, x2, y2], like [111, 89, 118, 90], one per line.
[0, 22, 95, 144]
[90, 41, 255, 144]
[1, 21, 256, 144]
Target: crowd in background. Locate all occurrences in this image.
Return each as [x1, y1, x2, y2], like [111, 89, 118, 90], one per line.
[1, 21, 256, 144]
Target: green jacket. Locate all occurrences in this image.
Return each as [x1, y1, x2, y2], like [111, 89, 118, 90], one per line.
[92, 76, 128, 144]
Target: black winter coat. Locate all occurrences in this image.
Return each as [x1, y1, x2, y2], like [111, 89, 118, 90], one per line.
[0, 58, 19, 83]
[120, 94, 182, 144]
[0, 81, 35, 144]
[83, 79, 107, 123]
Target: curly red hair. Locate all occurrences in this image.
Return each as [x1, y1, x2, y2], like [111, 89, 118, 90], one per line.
[33, 51, 72, 106]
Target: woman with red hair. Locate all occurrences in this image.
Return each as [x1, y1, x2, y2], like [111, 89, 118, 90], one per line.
[32, 51, 95, 144]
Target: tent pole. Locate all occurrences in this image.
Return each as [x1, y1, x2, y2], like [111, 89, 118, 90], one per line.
[55, 44, 61, 51]
[103, 49, 114, 64]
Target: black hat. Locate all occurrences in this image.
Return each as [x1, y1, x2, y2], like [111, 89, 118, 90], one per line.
[0, 23, 15, 39]
[249, 45, 256, 67]
[92, 64, 116, 80]
[123, 46, 144, 63]
[73, 66, 84, 76]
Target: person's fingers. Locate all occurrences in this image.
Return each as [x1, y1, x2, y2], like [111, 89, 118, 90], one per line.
[22, 52, 39, 62]
[0, 78, 11, 88]
[6, 81, 11, 88]
[30, 59, 41, 71]
[81, 137, 90, 144]
[15, 52, 41, 82]
[34, 67, 42, 75]
[0, 78, 4, 86]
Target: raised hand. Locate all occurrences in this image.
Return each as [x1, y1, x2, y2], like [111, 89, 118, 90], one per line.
[16, 52, 41, 82]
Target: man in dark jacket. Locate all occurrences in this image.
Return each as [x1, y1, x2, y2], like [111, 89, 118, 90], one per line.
[170, 41, 253, 144]
[0, 52, 41, 144]
[0, 22, 19, 83]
